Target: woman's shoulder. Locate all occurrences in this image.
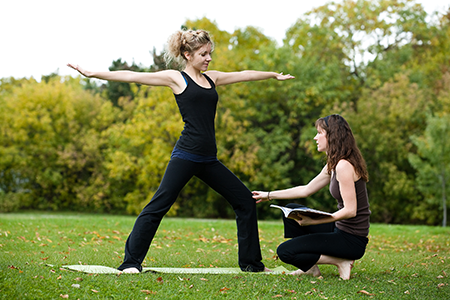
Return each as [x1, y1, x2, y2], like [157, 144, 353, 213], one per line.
[336, 159, 353, 169]
[335, 159, 359, 181]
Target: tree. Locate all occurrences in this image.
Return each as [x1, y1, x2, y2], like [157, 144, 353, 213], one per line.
[105, 59, 145, 107]
[409, 114, 450, 226]
[0, 76, 122, 212]
[344, 73, 429, 223]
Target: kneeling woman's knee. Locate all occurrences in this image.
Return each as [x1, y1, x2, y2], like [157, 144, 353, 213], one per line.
[277, 242, 294, 263]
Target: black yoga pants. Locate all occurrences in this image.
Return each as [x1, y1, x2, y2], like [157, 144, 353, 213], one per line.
[277, 203, 368, 272]
[118, 157, 264, 272]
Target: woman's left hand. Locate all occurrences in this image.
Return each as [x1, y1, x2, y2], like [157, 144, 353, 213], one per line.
[295, 214, 314, 226]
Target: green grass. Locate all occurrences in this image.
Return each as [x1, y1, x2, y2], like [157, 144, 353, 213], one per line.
[0, 213, 448, 299]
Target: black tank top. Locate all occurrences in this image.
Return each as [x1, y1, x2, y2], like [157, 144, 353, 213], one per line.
[174, 71, 219, 156]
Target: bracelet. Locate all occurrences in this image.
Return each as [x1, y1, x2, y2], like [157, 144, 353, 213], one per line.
[268, 191, 271, 201]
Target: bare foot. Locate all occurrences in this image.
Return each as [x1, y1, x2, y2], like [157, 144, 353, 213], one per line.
[316, 255, 356, 280]
[305, 265, 321, 277]
[264, 267, 273, 272]
[288, 265, 321, 277]
[288, 269, 306, 276]
[121, 267, 140, 274]
[337, 260, 354, 280]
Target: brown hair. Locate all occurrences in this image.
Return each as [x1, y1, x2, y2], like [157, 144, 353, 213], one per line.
[164, 29, 214, 67]
[315, 114, 369, 182]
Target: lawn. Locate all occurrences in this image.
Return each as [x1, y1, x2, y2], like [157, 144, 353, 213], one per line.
[0, 213, 448, 299]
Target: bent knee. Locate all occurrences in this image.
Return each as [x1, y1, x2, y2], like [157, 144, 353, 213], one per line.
[277, 243, 294, 263]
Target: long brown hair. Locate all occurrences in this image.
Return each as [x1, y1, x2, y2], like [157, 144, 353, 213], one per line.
[315, 114, 369, 182]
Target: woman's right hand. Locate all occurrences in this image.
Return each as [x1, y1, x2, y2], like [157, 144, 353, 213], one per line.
[252, 191, 270, 203]
[67, 63, 92, 78]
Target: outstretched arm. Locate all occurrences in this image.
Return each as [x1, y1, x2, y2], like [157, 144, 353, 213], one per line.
[205, 70, 294, 86]
[252, 166, 330, 203]
[67, 64, 183, 91]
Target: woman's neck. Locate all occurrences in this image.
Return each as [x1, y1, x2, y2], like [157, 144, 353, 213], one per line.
[183, 65, 203, 79]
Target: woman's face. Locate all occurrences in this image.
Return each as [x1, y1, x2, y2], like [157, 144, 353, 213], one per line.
[314, 126, 328, 152]
[186, 43, 212, 71]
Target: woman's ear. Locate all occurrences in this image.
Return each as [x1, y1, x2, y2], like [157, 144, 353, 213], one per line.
[184, 51, 191, 61]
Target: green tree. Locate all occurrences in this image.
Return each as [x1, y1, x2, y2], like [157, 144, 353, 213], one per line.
[409, 114, 450, 226]
[0, 76, 122, 211]
[105, 59, 145, 107]
[345, 74, 429, 223]
[103, 84, 183, 215]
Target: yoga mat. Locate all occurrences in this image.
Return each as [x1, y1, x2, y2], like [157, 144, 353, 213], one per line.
[59, 265, 292, 275]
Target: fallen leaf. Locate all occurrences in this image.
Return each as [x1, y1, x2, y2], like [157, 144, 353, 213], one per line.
[71, 284, 81, 288]
[200, 278, 208, 281]
[74, 277, 83, 281]
[156, 276, 164, 283]
[219, 287, 230, 292]
[141, 290, 157, 294]
[57, 275, 62, 280]
[59, 294, 69, 299]
[357, 290, 375, 296]
[188, 284, 194, 289]
[272, 295, 283, 298]
[91, 289, 99, 293]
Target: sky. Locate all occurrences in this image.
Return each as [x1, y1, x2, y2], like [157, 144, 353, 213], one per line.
[0, 0, 448, 80]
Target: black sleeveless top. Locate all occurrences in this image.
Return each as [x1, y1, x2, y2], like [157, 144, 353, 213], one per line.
[174, 71, 219, 156]
[329, 171, 371, 237]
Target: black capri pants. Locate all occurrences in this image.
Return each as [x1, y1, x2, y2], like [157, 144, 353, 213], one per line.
[277, 203, 368, 272]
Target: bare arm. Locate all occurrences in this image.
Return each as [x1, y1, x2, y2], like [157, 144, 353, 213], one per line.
[252, 165, 330, 203]
[297, 160, 359, 226]
[205, 70, 294, 86]
[67, 64, 184, 92]
[332, 160, 358, 220]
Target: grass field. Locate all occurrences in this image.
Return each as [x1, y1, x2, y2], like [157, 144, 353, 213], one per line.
[0, 212, 448, 299]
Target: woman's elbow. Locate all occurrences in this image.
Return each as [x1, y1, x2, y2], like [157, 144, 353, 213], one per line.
[338, 208, 357, 220]
[346, 209, 357, 219]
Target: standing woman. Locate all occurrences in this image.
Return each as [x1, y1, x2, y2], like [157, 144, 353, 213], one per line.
[68, 29, 294, 273]
[252, 114, 370, 280]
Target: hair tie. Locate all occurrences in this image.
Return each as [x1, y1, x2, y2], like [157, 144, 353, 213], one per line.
[323, 115, 330, 127]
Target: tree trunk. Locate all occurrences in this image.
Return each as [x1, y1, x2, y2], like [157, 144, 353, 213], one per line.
[441, 171, 447, 227]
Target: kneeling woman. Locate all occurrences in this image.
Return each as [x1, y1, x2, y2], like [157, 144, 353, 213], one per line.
[252, 114, 370, 280]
